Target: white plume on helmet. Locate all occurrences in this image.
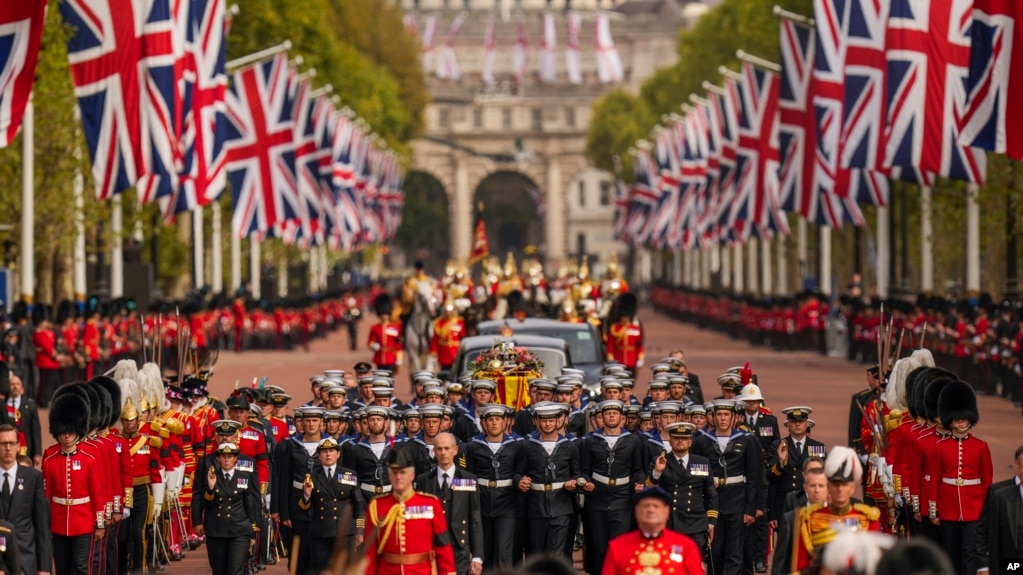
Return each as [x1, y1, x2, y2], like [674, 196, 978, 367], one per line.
[884, 349, 935, 410]
[112, 359, 140, 387]
[822, 528, 895, 575]
[824, 445, 863, 484]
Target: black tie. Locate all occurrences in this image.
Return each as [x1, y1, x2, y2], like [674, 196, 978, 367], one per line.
[795, 441, 803, 454]
[2, 473, 9, 504]
[441, 473, 451, 498]
[328, 467, 334, 482]
[224, 472, 231, 483]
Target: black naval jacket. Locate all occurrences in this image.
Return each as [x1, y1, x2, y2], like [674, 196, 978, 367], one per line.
[462, 434, 525, 518]
[692, 428, 762, 517]
[414, 466, 485, 571]
[270, 434, 321, 523]
[521, 432, 580, 518]
[767, 435, 828, 519]
[579, 430, 646, 510]
[193, 452, 259, 522]
[299, 464, 365, 540]
[198, 463, 262, 538]
[648, 452, 719, 536]
[342, 437, 398, 501]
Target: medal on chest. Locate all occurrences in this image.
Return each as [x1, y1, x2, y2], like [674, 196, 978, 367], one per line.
[637, 544, 662, 575]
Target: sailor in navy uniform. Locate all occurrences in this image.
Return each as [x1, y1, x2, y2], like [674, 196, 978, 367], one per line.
[299, 437, 365, 572]
[196, 443, 262, 575]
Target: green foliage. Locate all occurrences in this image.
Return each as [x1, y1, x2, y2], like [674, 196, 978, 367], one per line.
[395, 171, 450, 263]
[584, 90, 652, 180]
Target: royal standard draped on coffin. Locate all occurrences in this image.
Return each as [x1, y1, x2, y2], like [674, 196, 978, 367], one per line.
[468, 341, 543, 410]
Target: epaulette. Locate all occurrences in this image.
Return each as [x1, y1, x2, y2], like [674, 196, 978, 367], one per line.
[852, 503, 881, 521]
[165, 419, 184, 435]
[805, 502, 825, 514]
[885, 410, 904, 432]
[149, 436, 163, 449]
[758, 406, 773, 415]
[417, 491, 439, 500]
[0, 525, 10, 533]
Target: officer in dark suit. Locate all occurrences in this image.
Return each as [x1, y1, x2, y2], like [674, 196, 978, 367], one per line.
[196, 442, 262, 575]
[771, 467, 829, 575]
[691, 399, 762, 575]
[976, 445, 1023, 574]
[300, 437, 365, 575]
[415, 432, 484, 575]
[0, 422, 49, 575]
[767, 407, 827, 524]
[5, 372, 42, 465]
[579, 400, 647, 575]
[648, 422, 718, 562]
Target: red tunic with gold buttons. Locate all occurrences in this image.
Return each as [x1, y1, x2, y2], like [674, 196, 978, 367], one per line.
[430, 316, 465, 369]
[102, 430, 135, 513]
[923, 433, 992, 522]
[366, 491, 456, 575]
[237, 423, 270, 489]
[601, 529, 705, 575]
[607, 320, 644, 369]
[368, 320, 403, 367]
[43, 443, 109, 536]
[119, 430, 163, 488]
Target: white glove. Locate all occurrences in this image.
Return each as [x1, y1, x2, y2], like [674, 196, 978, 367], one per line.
[370, 342, 381, 351]
[264, 494, 271, 508]
[636, 358, 645, 368]
[894, 494, 904, 507]
[859, 454, 869, 466]
[122, 508, 131, 519]
[151, 482, 166, 515]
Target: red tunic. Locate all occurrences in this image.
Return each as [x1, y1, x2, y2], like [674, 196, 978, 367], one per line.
[366, 491, 456, 575]
[607, 320, 644, 369]
[430, 317, 465, 368]
[34, 328, 62, 370]
[237, 423, 270, 488]
[43, 444, 108, 536]
[119, 431, 163, 487]
[601, 529, 705, 575]
[368, 321, 403, 367]
[923, 433, 992, 522]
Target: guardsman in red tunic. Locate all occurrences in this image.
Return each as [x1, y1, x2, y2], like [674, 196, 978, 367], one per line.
[430, 303, 465, 374]
[365, 448, 456, 575]
[90, 376, 135, 575]
[791, 446, 881, 573]
[601, 486, 705, 575]
[924, 380, 992, 574]
[117, 387, 164, 574]
[43, 391, 108, 575]
[607, 293, 644, 372]
[268, 393, 294, 443]
[368, 294, 404, 374]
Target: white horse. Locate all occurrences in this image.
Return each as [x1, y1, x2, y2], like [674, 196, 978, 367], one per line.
[404, 286, 435, 378]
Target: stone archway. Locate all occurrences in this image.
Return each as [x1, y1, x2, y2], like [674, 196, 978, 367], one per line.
[395, 170, 451, 271]
[473, 170, 544, 259]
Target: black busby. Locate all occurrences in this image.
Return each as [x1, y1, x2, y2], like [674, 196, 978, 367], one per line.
[9, 302, 28, 323]
[923, 376, 954, 423]
[618, 292, 638, 317]
[49, 390, 91, 439]
[85, 295, 101, 317]
[56, 300, 77, 324]
[373, 293, 392, 317]
[904, 366, 929, 419]
[938, 379, 979, 429]
[90, 376, 122, 428]
[90, 381, 113, 431]
[386, 446, 416, 469]
[31, 304, 51, 326]
[506, 290, 526, 315]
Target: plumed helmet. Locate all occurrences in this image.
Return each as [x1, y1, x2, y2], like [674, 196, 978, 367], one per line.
[373, 293, 392, 317]
[617, 292, 638, 317]
[111, 360, 140, 388]
[90, 376, 122, 428]
[885, 349, 935, 410]
[937, 379, 979, 429]
[119, 378, 141, 422]
[824, 445, 863, 483]
[49, 391, 91, 439]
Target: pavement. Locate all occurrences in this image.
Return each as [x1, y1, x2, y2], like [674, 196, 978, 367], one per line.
[34, 306, 1023, 573]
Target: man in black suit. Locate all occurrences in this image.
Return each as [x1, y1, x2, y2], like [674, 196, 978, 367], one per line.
[976, 445, 1023, 574]
[648, 422, 718, 564]
[415, 432, 484, 575]
[772, 467, 828, 575]
[6, 373, 42, 466]
[0, 423, 50, 575]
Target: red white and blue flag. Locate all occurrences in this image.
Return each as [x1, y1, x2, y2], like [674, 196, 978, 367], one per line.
[884, 0, 986, 183]
[289, 76, 325, 247]
[61, 0, 179, 200]
[0, 0, 48, 147]
[627, 148, 660, 246]
[613, 176, 629, 243]
[960, 0, 1023, 161]
[224, 53, 298, 238]
[710, 79, 741, 244]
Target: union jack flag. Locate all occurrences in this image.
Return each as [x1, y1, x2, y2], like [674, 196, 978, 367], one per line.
[0, 0, 47, 147]
[61, 0, 178, 200]
[224, 54, 298, 238]
[289, 76, 325, 247]
[710, 80, 740, 244]
[332, 113, 363, 250]
[613, 176, 629, 242]
[628, 148, 660, 246]
[884, 0, 986, 183]
[648, 127, 682, 249]
[960, 0, 1023, 161]
[841, 0, 889, 178]
[160, 0, 228, 217]
[695, 98, 720, 248]
[680, 111, 708, 249]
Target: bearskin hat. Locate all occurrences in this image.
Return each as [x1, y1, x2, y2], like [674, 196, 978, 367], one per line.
[904, 366, 929, 419]
[373, 293, 392, 317]
[506, 290, 526, 314]
[88, 380, 113, 430]
[618, 292, 638, 317]
[923, 377, 955, 422]
[938, 379, 979, 429]
[90, 376, 121, 429]
[52, 383, 100, 432]
[49, 390, 91, 439]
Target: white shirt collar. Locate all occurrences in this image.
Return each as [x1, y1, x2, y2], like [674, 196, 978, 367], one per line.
[437, 465, 456, 485]
[324, 465, 335, 476]
[0, 464, 16, 486]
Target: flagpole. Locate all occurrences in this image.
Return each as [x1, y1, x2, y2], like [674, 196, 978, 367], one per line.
[20, 98, 34, 304]
[797, 217, 808, 281]
[193, 206, 205, 290]
[225, 41, 292, 73]
[776, 233, 788, 294]
[920, 186, 934, 292]
[721, 244, 732, 291]
[735, 50, 781, 73]
[966, 184, 981, 294]
[733, 243, 744, 294]
[877, 206, 890, 298]
[747, 237, 760, 296]
[772, 5, 815, 26]
[212, 202, 223, 294]
[111, 194, 124, 298]
[277, 255, 287, 299]
[250, 237, 261, 299]
[230, 231, 241, 294]
[761, 237, 773, 295]
[820, 227, 832, 296]
[701, 248, 712, 290]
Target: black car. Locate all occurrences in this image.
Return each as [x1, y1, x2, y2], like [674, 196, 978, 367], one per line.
[475, 318, 604, 389]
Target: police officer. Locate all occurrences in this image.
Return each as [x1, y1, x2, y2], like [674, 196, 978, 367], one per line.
[518, 402, 581, 560]
[692, 399, 762, 575]
[462, 404, 522, 570]
[579, 399, 647, 575]
[196, 443, 262, 575]
[300, 437, 364, 574]
[648, 422, 718, 562]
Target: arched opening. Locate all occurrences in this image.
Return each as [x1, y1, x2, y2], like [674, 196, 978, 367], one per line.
[473, 171, 544, 259]
[395, 170, 451, 271]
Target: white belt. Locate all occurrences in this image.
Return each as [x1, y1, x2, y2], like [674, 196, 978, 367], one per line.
[53, 496, 91, 506]
[716, 475, 746, 486]
[592, 473, 631, 487]
[480, 479, 513, 488]
[292, 480, 307, 489]
[941, 477, 981, 486]
[530, 482, 566, 492]
[361, 483, 392, 494]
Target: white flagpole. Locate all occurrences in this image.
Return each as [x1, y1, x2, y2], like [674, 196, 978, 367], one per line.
[761, 237, 773, 295]
[111, 194, 124, 298]
[308, 248, 319, 294]
[230, 231, 241, 294]
[747, 237, 760, 295]
[733, 243, 744, 293]
[20, 98, 34, 304]
[225, 41, 292, 73]
[820, 227, 832, 296]
[277, 257, 287, 298]
[966, 184, 980, 293]
[797, 217, 807, 280]
[193, 206, 205, 289]
[212, 202, 223, 293]
[920, 186, 934, 292]
[250, 236, 261, 299]
[776, 233, 788, 294]
[877, 206, 890, 298]
[721, 244, 732, 291]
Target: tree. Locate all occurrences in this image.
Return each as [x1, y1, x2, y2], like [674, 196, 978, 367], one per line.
[584, 90, 652, 180]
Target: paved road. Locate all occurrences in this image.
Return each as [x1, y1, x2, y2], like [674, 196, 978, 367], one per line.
[36, 306, 1023, 573]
